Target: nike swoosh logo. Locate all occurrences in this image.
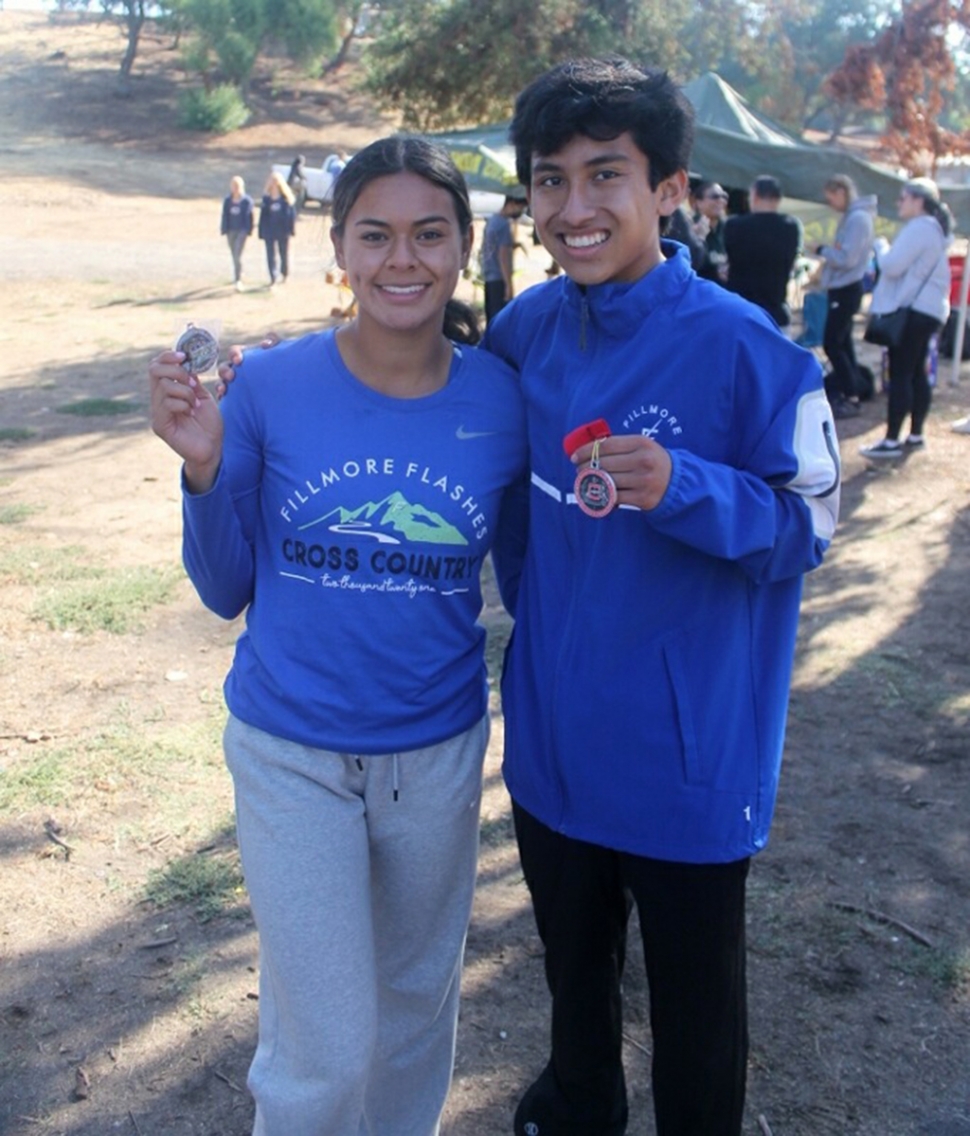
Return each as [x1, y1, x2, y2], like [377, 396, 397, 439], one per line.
[456, 426, 497, 440]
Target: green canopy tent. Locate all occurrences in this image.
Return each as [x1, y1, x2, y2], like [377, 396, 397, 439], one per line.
[420, 124, 519, 195]
[428, 74, 970, 228]
[426, 78, 970, 376]
[683, 72, 970, 380]
[683, 72, 970, 231]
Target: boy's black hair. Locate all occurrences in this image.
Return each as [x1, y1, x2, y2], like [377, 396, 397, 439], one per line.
[510, 57, 694, 190]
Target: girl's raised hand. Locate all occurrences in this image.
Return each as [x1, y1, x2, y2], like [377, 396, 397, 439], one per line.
[149, 351, 224, 493]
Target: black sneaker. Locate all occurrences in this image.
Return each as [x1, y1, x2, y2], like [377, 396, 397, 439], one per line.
[513, 1064, 628, 1136]
[860, 439, 904, 460]
[903, 434, 925, 449]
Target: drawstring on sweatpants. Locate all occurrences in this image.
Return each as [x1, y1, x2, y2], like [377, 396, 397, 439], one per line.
[350, 754, 400, 801]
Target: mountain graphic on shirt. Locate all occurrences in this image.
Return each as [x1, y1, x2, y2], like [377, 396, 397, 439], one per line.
[297, 491, 468, 545]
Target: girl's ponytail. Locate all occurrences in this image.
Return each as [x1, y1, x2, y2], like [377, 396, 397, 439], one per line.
[443, 299, 481, 346]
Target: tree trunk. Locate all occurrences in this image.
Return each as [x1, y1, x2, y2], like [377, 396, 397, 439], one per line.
[324, 2, 362, 74]
[116, 0, 146, 93]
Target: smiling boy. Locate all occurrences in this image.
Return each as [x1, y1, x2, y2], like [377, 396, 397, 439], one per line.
[484, 59, 841, 1136]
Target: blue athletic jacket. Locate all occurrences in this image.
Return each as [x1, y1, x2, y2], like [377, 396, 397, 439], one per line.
[485, 243, 840, 863]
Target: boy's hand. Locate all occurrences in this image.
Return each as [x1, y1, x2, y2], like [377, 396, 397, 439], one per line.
[570, 434, 672, 512]
[215, 331, 282, 399]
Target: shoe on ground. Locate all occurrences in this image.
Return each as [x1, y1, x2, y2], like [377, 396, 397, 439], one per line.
[860, 438, 904, 460]
[951, 416, 970, 434]
[904, 434, 925, 449]
[832, 396, 861, 420]
[235, 280, 244, 292]
[513, 1063, 628, 1136]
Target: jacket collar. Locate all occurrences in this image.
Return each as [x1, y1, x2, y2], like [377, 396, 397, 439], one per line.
[560, 241, 693, 340]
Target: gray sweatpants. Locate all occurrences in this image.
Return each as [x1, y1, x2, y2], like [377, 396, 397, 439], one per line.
[224, 713, 488, 1136]
[227, 230, 248, 282]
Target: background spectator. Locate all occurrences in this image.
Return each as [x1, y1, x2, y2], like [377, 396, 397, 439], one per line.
[816, 174, 876, 418]
[480, 192, 528, 323]
[221, 175, 254, 292]
[258, 172, 297, 287]
[723, 175, 802, 327]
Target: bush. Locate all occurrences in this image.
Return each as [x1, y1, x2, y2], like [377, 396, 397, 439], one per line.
[178, 84, 250, 133]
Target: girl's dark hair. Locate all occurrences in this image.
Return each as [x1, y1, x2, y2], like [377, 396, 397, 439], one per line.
[330, 136, 480, 345]
[510, 57, 694, 190]
[905, 180, 954, 239]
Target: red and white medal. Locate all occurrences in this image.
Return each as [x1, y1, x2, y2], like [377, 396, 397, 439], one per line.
[574, 439, 618, 517]
[563, 418, 617, 519]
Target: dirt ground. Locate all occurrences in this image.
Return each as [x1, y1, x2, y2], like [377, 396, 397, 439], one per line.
[2, 11, 970, 1136]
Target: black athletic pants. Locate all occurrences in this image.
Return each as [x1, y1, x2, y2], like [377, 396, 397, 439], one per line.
[823, 281, 865, 400]
[485, 279, 509, 324]
[886, 310, 941, 440]
[512, 802, 750, 1136]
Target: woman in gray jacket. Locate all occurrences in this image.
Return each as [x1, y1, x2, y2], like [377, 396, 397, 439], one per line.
[816, 175, 877, 417]
[860, 178, 952, 460]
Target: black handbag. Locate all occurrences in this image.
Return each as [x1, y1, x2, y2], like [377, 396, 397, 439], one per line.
[863, 256, 938, 348]
[864, 307, 911, 347]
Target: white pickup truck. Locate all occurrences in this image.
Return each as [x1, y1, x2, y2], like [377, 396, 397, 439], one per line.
[273, 155, 511, 218]
[271, 154, 346, 208]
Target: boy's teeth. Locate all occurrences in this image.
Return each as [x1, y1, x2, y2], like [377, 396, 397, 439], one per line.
[564, 232, 607, 248]
[383, 284, 424, 294]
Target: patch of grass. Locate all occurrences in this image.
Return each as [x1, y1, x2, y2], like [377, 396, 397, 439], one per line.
[145, 836, 246, 923]
[0, 503, 38, 525]
[0, 427, 34, 443]
[905, 945, 970, 994]
[0, 716, 226, 814]
[32, 562, 182, 633]
[0, 749, 74, 811]
[55, 397, 141, 417]
[0, 543, 105, 585]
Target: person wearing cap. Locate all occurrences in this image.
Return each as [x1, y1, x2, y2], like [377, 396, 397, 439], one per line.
[815, 174, 877, 418]
[481, 192, 529, 322]
[860, 177, 953, 460]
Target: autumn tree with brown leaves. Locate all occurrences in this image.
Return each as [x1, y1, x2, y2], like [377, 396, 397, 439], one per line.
[825, 0, 970, 172]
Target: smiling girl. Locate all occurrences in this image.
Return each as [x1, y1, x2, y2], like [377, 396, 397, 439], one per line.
[148, 137, 527, 1136]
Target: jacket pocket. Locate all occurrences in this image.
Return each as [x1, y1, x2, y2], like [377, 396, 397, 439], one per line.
[662, 636, 703, 785]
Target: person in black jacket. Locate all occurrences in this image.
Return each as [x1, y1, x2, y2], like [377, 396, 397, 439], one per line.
[723, 175, 802, 327]
[221, 175, 254, 292]
[258, 172, 297, 287]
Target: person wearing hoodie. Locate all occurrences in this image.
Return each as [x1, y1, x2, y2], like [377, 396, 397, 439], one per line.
[815, 175, 876, 418]
[859, 178, 952, 461]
